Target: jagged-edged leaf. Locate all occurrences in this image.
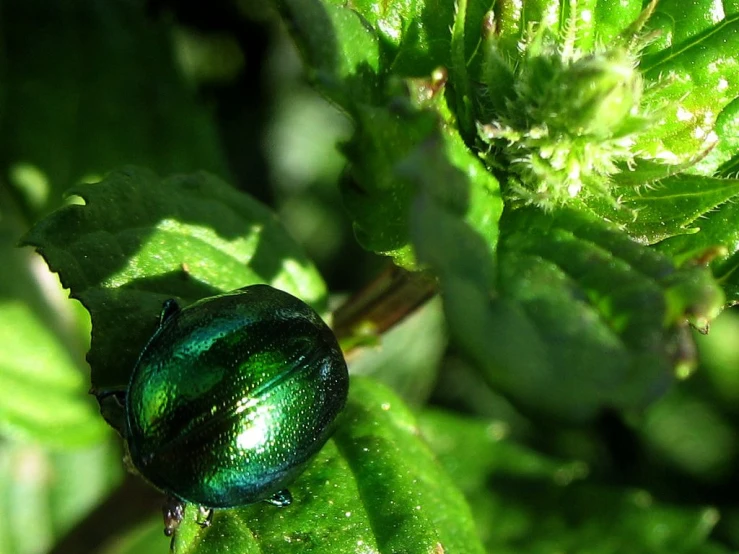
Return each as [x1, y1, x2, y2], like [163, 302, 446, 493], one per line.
[494, 207, 723, 415]
[413, 190, 724, 420]
[342, 75, 503, 268]
[274, 0, 380, 108]
[587, 174, 739, 243]
[337, 0, 445, 74]
[657, 199, 739, 304]
[692, 97, 739, 175]
[610, 159, 698, 188]
[21, 167, 327, 392]
[340, 104, 439, 267]
[171, 378, 485, 554]
[639, 12, 739, 162]
[419, 410, 729, 553]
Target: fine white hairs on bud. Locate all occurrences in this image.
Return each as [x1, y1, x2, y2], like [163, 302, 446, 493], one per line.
[476, 0, 660, 210]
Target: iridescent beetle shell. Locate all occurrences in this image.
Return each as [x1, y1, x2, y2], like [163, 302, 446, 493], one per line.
[124, 284, 348, 516]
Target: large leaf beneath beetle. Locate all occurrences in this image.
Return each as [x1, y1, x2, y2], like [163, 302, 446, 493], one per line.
[170, 378, 485, 554]
[21, 167, 327, 392]
[419, 410, 728, 553]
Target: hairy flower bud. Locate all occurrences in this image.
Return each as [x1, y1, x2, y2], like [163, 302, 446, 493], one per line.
[476, 6, 656, 210]
[562, 49, 642, 138]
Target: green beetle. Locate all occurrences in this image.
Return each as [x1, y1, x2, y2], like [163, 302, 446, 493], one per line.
[117, 284, 348, 535]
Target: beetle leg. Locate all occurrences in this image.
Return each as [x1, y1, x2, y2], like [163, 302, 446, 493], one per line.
[264, 489, 293, 507]
[197, 506, 214, 528]
[159, 299, 181, 327]
[162, 496, 185, 537]
[94, 391, 127, 437]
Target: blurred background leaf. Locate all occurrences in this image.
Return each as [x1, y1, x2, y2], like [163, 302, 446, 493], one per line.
[419, 409, 731, 554]
[0, 441, 123, 554]
[0, 299, 106, 446]
[0, 0, 229, 220]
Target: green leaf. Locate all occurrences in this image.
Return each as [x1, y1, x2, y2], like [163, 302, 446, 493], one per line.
[648, 0, 734, 45]
[698, 309, 739, 405]
[343, 75, 503, 267]
[98, 518, 166, 554]
[0, 440, 122, 554]
[700, 96, 739, 176]
[610, 159, 697, 188]
[348, 296, 447, 406]
[641, 386, 736, 480]
[22, 167, 327, 392]
[332, 0, 457, 77]
[171, 378, 485, 554]
[0, 300, 107, 447]
[638, 12, 739, 162]
[341, 104, 439, 266]
[404, 134, 503, 266]
[280, 0, 502, 267]
[495, 207, 723, 416]
[414, 194, 724, 420]
[275, 0, 381, 108]
[657, 198, 739, 304]
[310, 0, 489, 82]
[0, 0, 228, 217]
[419, 410, 728, 554]
[594, 0, 644, 43]
[586, 173, 739, 244]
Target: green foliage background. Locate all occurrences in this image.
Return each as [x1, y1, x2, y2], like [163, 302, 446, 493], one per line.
[2, 0, 739, 553]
